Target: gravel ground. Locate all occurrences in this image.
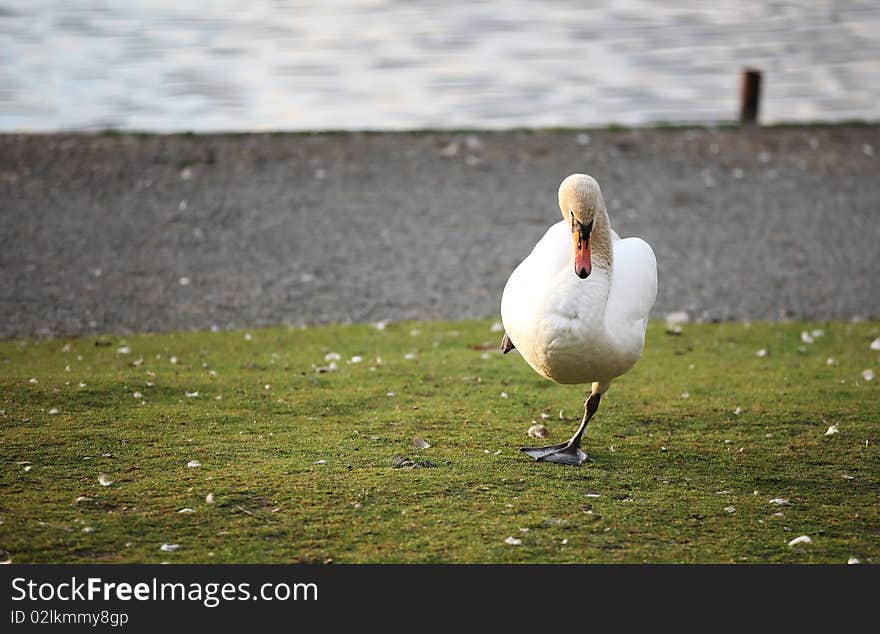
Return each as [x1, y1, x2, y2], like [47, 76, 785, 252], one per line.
[1, 125, 878, 338]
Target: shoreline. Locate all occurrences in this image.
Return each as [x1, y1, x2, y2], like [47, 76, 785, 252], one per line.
[2, 124, 879, 338]
[6, 118, 880, 137]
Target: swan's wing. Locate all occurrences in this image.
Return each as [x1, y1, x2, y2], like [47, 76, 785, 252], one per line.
[606, 237, 658, 325]
[522, 220, 570, 276]
[500, 220, 569, 347]
[501, 220, 569, 311]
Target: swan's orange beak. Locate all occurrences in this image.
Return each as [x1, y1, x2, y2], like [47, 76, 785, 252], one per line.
[573, 219, 593, 279]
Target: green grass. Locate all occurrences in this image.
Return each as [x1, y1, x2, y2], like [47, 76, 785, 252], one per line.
[1, 320, 878, 564]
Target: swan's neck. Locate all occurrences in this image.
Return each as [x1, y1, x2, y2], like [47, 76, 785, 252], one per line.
[581, 207, 614, 332]
[590, 206, 614, 275]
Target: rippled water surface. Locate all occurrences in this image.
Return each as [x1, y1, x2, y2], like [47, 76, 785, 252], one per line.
[2, 1, 879, 131]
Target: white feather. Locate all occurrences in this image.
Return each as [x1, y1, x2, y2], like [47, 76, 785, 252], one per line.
[501, 216, 657, 388]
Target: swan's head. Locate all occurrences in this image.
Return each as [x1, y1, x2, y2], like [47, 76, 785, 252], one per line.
[558, 173, 604, 279]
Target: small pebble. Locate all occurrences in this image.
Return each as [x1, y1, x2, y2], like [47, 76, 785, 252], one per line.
[527, 424, 549, 439]
[413, 437, 431, 449]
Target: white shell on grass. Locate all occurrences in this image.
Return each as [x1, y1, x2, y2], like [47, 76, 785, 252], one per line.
[413, 437, 431, 449]
[527, 424, 549, 439]
[665, 311, 690, 327]
[825, 423, 839, 436]
[186, 460, 201, 468]
[160, 544, 180, 552]
[504, 536, 522, 546]
[787, 535, 812, 547]
[97, 474, 113, 487]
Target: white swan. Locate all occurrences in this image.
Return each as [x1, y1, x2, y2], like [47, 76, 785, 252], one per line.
[500, 174, 658, 465]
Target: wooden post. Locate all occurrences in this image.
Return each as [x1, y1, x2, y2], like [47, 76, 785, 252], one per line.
[740, 68, 762, 124]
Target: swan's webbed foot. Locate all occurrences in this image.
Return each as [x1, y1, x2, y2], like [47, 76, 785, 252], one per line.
[520, 441, 588, 466]
[520, 391, 601, 467]
[500, 332, 515, 354]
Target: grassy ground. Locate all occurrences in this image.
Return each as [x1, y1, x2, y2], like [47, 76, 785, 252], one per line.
[1, 319, 877, 563]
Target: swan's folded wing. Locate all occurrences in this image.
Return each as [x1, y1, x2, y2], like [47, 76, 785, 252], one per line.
[606, 237, 658, 325]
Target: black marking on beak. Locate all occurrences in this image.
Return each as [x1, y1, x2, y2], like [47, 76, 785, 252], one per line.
[576, 219, 594, 242]
[573, 217, 593, 279]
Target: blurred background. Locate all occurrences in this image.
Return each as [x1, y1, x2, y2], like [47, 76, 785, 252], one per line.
[3, 0, 880, 132]
[2, 2, 879, 338]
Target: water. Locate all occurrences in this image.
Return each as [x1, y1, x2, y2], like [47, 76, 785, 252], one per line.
[2, 0, 879, 132]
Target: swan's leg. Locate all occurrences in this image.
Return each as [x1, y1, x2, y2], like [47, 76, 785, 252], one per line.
[521, 389, 602, 466]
